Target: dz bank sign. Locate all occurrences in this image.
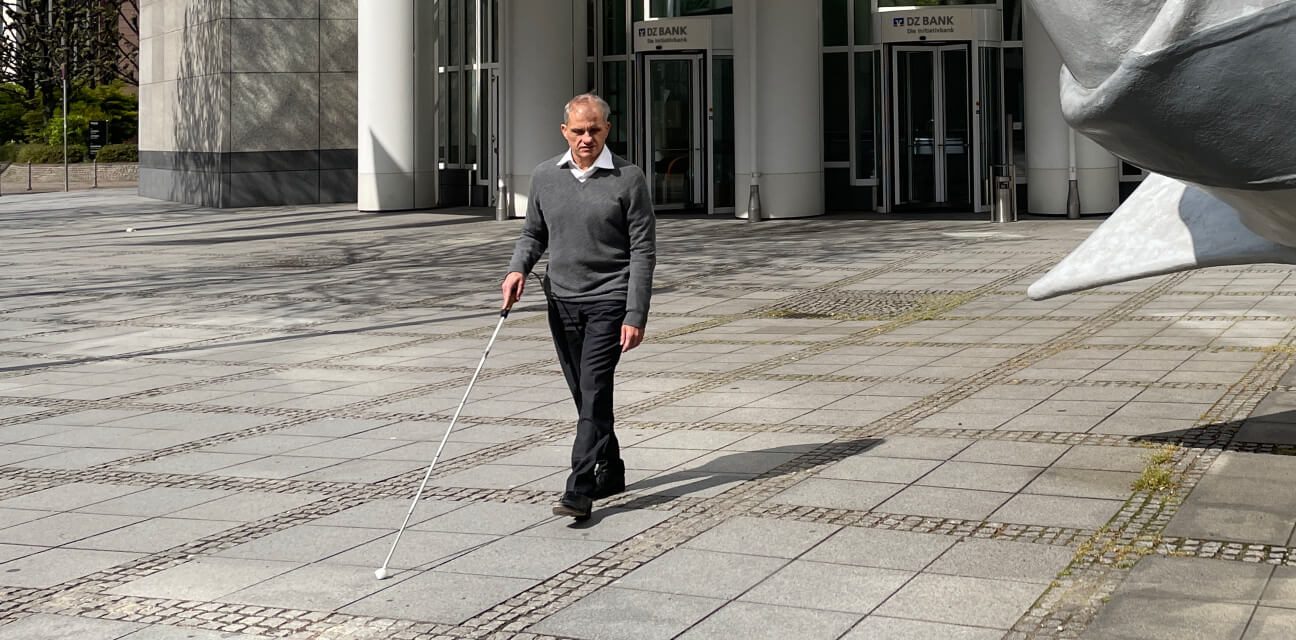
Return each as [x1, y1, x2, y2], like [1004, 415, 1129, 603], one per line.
[633, 17, 711, 51]
[879, 8, 977, 42]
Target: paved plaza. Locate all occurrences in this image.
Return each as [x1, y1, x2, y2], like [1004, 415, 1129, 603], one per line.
[4, 190, 1296, 639]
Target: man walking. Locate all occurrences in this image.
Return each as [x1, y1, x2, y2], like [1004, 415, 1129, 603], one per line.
[502, 93, 656, 520]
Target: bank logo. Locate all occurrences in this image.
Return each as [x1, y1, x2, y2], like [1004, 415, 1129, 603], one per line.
[892, 17, 905, 27]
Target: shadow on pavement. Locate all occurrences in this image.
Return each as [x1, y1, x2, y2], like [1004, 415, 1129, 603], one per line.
[561, 438, 884, 529]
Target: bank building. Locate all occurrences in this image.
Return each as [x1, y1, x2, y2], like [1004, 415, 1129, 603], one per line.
[139, 1, 1144, 218]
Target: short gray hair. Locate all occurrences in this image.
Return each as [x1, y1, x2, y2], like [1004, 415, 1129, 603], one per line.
[563, 93, 612, 123]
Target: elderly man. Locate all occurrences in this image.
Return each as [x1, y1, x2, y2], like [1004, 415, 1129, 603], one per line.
[502, 93, 657, 520]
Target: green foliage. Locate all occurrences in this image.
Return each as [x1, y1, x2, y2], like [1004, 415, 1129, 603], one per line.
[43, 113, 90, 146]
[0, 86, 26, 144]
[0, 142, 21, 162]
[14, 82, 138, 146]
[94, 143, 137, 163]
[17, 143, 86, 164]
[74, 82, 139, 143]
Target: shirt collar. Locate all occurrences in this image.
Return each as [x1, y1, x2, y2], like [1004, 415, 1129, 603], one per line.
[558, 146, 615, 172]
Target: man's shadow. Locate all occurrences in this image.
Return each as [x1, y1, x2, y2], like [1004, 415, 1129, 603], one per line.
[565, 438, 883, 529]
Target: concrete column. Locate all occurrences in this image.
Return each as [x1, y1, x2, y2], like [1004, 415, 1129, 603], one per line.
[503, 0, 581, 218]
[358, 0, 436, 211]
[734, 0, 823, 219]
[140, 0, 359, 208]
[1023, 2, 1118, 215]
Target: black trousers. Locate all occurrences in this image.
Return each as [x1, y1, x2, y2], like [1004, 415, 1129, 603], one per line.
[546, 296, 625, 498]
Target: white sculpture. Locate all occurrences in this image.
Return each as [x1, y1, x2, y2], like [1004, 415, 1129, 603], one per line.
[1026, 1, 1296, 300]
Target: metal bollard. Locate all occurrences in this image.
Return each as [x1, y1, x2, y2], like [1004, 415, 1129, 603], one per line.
[1066, 178, 1081, 219]
[991, 165, 1017, 223]
[495, 179, 508, 221]
[26, 162, 32, 191]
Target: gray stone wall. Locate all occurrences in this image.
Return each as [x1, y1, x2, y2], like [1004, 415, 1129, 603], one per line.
[139, 0, 358, 208]
[0, 164, 140, 191]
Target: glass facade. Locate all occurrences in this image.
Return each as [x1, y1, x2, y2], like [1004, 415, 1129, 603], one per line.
[822, 0, 881, 193]
[817, 0, 1048, 211]
[438, 0, 500, 205]
[420, 0, 1137, 214]
[650, 0, 732, 17]
[589, 0, 638, 157]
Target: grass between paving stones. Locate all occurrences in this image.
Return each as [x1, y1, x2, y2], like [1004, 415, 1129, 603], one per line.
[1131, 443, 1182, 495]
[1054, 444, 1186, 582]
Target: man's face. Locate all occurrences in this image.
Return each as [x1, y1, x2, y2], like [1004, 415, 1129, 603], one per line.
[561, 103, 611, 167]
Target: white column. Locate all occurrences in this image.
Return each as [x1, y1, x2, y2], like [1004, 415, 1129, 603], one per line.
[1023, 2, 1118, 215]
[503, 0, 580, 218]
[358, 0, 436, 211]
[734, 0, 823, 219]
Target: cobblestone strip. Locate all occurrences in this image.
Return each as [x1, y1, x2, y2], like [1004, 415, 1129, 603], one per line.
[0, 331, 279, 381]
[751, 502, 1095, 547]
[620, 263, 1052, 419]
[831, 276, 1192, 440]
[0, 491, 374, 626]
[459, 268, 1188, 635]
[745, 371, 1237, 391]
[1155, 537, 1296, 565]
[944, 313, 1296, 322]
[1006, 331, 1296, 639]
[373, 425, 574, 488]
[0, 264, 1269, 638]
[0, 466, 370, 496]
[0, 291, 526, 383]
[0, 479, 60, 501]
[368, 265, 1152, 634]
[447, 267, 1099, 633]
[24, 593, 568, 640]
[11, 507, 1102, 640]
[613, 416, 1181, 450]
[0, 406, 80, 428]
[641, 252, 942, 342]
[0, 588, 41, 622]
[0, 395, 325, 420]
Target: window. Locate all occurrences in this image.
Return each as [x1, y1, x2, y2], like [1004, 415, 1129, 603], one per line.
[824, 0, 849, 47]
[438, 0, 501, 183]
[823, 53, 851, 162]
[603, 0, 628, 56]
[1002, 0, 1022, 41]
[1004, 46, 1025, 175]
[649, 0, 731, 17]
[822, 0, 879, 184]
[588, 1, 635, 158]
[680, 0, 732, 15]
[854, 51, 878, 180]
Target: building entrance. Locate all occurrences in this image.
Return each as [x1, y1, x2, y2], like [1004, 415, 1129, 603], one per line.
[642, 53, 705, 211]
[890, 44, 972, 211]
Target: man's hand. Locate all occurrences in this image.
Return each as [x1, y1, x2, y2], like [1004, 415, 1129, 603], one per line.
[621, 325, 644, 352]
[502, 272, 526, 310]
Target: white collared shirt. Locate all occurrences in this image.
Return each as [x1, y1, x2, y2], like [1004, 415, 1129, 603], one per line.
[558, 146, 615, 183]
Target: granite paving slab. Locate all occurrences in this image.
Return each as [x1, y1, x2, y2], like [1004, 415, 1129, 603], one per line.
[5, 192, 1296, 639]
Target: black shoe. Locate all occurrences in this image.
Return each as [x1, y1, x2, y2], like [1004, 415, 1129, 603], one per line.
[552, 492, 592, 520]
[591, 459, 626, 500]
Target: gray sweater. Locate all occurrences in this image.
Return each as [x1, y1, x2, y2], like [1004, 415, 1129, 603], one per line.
[507, 152, 657, 328]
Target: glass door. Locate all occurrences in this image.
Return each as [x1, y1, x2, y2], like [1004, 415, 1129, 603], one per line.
[890, 44, 972, 210]
[977, 43, 1005, 212]
[643, 54, 705, 210]
[709, 55, 735, 214]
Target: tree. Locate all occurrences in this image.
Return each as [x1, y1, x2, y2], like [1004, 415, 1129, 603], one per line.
[0, 0, 136, 121]
[114, 0, 137, 86]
